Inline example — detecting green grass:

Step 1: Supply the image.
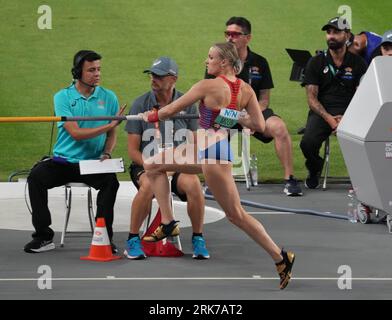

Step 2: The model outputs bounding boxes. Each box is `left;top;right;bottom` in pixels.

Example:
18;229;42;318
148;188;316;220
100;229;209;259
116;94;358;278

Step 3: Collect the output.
0;0;390;182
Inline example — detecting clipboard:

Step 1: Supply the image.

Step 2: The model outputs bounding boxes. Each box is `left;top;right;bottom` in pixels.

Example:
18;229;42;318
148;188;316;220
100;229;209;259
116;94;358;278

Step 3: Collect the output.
79;158;125;175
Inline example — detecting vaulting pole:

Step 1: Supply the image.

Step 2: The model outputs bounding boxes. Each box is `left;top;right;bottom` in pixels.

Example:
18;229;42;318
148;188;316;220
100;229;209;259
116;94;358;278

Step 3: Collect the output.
0;114;199;123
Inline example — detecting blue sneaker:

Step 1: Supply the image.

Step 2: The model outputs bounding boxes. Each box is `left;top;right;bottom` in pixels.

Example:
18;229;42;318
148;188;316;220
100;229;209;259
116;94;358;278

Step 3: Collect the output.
124;237;146;260
192;236;210;259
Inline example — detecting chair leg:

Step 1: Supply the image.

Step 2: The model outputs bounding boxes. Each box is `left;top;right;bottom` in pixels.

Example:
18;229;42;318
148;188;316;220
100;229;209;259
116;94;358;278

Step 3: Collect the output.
61;186;72;247
171;193;182;251
241;130;251;191
322;138;330;191
87;187;95;233
142;210;152;235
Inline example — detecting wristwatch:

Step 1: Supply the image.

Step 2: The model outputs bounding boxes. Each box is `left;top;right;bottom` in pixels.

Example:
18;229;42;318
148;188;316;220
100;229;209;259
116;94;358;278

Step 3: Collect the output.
102;152;112;159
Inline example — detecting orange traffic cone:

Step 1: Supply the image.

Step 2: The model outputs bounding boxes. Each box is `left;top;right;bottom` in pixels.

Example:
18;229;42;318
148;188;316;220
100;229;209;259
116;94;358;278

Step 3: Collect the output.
81;217;121;262
142;208;184;257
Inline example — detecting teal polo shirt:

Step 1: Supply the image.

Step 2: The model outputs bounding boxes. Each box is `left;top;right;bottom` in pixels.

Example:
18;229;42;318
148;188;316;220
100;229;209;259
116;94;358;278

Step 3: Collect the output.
53;84;119;163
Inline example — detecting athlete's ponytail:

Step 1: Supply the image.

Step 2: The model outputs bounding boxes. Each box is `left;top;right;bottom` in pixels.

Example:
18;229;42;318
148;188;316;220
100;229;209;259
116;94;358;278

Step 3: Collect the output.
233;58;243;75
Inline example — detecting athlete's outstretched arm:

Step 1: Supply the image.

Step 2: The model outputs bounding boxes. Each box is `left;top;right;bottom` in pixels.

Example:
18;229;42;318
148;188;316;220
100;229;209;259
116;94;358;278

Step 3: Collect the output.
156;80;207;120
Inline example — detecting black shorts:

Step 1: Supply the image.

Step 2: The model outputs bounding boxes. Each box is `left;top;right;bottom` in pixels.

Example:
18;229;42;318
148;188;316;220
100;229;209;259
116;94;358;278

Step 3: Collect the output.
129;163;187;202
253;108;280;144
232;108;278;143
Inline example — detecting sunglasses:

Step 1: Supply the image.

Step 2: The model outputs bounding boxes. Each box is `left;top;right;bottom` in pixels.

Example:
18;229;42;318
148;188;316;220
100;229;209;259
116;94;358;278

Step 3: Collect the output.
149;72;172;79
224;31;248;39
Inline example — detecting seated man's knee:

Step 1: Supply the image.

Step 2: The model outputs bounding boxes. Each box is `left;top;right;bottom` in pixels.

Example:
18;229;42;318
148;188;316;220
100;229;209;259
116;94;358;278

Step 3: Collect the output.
27;163;45;185
143;162;161;174
138;178;154;199
177;174;204;201
107;174;120;190
145;168;157;180
27;168;39;183
268;119;288;139
179;176;203;198
97;174;119;193
300;135;319;152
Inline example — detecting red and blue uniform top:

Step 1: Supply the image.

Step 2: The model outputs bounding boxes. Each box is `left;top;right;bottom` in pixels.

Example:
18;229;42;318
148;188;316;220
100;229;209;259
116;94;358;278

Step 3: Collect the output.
199;75;241;129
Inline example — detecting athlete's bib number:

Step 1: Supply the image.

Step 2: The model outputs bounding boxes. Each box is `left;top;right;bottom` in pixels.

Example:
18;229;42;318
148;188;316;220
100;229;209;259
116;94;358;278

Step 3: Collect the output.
214;108;239;128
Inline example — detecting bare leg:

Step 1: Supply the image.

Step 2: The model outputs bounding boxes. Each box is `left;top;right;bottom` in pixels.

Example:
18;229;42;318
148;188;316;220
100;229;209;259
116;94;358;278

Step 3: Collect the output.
176;173;205;233
130;174;153;234
263;116;294;179
144;145;202;225
145;169;173;224
144;135;294;288
202;163;282;262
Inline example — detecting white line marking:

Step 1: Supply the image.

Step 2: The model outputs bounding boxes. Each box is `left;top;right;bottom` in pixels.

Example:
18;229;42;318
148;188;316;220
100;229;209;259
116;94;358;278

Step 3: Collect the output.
0;277;391;282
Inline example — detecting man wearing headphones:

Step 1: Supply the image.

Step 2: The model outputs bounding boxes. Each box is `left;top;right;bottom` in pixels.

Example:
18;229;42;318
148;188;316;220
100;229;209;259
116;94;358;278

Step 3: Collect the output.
300;18;367;189
24;50;124;253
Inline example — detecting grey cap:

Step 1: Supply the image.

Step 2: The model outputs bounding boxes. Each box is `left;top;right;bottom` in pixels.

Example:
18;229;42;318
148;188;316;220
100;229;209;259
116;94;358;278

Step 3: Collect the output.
143;57;178;76
322;16;350;32
381;29;392;45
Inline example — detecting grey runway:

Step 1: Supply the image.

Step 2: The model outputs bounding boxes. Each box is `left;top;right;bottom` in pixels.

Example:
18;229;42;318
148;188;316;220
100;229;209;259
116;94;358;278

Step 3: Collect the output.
1;183;392;300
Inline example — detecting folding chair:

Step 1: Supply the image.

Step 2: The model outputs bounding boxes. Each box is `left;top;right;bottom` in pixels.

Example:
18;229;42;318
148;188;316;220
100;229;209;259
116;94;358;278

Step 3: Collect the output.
232;129;252;190
60;182;95;247
321;135;351;190
322;136;330;191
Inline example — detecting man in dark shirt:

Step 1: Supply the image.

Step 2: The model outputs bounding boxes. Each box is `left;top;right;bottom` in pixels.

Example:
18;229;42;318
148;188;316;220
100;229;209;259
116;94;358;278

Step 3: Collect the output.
223;16;302;196
301;17;368;189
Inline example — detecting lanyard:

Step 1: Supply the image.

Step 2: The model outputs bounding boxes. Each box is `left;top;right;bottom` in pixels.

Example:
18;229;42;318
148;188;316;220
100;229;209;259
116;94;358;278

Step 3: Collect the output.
324;50;341;77
328;63;337;77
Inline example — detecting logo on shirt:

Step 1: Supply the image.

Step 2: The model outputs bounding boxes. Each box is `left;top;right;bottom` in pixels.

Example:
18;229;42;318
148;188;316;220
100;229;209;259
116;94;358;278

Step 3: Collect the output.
249;66;262;82
97;100;105;109
341;67;353;80
323;66;329;74
250;66;260;74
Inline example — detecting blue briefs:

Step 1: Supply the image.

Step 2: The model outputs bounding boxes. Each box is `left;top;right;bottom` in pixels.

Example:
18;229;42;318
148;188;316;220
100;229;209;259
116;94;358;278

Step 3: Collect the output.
198;138;233;162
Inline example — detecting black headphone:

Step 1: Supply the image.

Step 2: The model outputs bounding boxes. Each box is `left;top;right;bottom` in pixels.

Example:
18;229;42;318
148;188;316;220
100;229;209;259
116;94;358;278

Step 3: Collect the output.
71;50;98;80
346;32;354;47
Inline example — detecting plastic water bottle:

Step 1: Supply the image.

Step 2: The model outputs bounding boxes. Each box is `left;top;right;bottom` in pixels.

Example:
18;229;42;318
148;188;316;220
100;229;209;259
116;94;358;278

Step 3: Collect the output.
250;154;258;186
347;189;359;223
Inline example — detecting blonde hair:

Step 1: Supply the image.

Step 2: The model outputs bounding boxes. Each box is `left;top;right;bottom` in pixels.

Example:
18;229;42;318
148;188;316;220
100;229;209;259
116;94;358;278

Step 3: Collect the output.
213;42;243;75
